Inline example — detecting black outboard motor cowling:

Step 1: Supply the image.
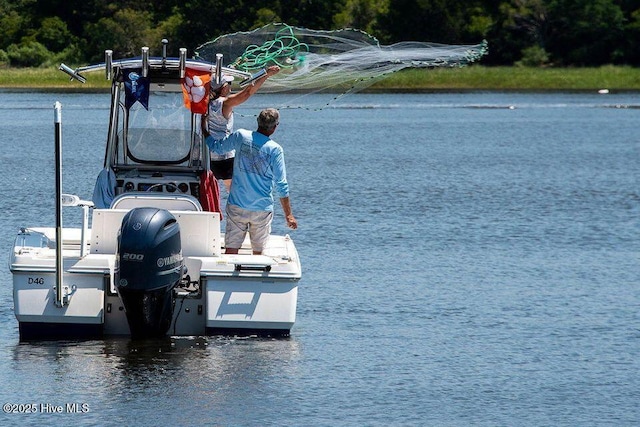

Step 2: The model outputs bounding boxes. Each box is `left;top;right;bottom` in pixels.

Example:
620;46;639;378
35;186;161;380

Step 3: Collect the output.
115;207;183;338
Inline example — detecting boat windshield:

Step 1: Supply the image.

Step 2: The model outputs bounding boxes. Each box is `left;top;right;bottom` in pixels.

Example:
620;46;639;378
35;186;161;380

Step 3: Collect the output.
115;92;198;166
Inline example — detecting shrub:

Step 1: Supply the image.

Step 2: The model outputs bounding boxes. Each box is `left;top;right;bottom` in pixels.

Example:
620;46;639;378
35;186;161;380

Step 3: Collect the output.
0;49;9;67
7;41;52;67
515;45;550;67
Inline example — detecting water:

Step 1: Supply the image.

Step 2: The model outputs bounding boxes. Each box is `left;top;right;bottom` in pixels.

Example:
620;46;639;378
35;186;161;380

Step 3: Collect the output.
0;91;639;426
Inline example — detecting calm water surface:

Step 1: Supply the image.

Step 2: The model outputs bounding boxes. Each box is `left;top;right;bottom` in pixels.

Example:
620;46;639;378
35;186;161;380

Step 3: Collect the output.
0;91;638;426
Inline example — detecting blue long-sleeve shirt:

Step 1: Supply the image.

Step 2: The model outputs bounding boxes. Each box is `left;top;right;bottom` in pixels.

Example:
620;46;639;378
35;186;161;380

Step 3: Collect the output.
205;129;289;212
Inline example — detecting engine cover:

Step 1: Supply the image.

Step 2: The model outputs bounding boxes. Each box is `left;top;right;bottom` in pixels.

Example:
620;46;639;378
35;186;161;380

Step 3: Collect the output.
115;207;183;338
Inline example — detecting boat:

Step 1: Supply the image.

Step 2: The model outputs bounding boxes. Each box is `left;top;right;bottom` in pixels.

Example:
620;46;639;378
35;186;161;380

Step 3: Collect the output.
10;40;301;340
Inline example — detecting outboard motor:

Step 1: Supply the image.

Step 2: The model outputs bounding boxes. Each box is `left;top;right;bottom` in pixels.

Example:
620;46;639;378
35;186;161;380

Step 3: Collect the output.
115;207;183;338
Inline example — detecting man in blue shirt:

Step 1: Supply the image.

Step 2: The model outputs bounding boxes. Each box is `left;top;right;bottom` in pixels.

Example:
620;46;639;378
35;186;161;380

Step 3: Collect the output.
203;108;297;254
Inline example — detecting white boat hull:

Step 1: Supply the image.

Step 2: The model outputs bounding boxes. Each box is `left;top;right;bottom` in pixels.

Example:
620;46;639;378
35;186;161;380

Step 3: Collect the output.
11;210;301;339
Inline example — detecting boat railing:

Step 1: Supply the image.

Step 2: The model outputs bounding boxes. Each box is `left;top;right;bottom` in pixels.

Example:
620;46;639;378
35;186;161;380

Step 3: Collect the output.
59;43;252;84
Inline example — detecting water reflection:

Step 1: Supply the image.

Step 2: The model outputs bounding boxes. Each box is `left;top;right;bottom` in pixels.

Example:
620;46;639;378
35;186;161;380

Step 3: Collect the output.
11;336;302;399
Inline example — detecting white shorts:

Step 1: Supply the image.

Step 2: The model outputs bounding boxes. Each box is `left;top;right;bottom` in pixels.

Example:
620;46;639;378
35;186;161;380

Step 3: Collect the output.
224;204;273;252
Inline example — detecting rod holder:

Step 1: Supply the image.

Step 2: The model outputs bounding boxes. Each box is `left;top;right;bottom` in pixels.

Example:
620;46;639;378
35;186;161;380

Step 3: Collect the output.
58;63;86;83
215;53;223;85
105;50;113;80
141;47;149;77
239;68;267;88
162;39;168;65
179;48;187;78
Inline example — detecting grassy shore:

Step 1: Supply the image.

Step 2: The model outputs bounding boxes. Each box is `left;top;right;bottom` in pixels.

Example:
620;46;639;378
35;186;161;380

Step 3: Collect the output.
1;65;639;91
373;65;640;91
0;67;111;90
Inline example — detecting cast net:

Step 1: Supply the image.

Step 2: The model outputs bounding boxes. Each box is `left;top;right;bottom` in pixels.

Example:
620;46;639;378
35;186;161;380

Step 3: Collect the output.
195;23;488;109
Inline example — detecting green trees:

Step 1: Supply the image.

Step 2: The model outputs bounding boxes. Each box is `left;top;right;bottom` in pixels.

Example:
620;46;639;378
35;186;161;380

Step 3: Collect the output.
546;0;625;65
85;9;159;61
332;0;386;35
0;0;184;65
0;0;639;67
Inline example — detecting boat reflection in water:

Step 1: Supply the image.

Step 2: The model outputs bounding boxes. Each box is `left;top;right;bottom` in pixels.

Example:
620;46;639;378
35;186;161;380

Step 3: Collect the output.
10;336;301;417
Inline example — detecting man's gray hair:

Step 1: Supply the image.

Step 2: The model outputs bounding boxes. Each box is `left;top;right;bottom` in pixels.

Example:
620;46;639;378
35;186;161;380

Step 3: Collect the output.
257;108;280;131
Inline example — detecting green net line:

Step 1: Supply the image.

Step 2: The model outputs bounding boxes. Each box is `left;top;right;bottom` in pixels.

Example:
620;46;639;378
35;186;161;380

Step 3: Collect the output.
230;25;309;70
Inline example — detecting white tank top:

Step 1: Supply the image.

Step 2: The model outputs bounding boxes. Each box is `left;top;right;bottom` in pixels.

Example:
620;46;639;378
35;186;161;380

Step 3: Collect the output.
207;98;235;160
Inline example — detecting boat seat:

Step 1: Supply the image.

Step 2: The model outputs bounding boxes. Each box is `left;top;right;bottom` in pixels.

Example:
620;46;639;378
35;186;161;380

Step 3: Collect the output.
109;193;202;211
90;209;221;256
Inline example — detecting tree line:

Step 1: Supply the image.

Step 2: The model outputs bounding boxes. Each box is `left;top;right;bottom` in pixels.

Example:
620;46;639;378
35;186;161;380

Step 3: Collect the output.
1;0;637;68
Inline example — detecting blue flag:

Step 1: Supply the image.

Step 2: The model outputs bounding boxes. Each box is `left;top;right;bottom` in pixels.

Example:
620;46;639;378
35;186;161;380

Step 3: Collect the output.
124;69;149;110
